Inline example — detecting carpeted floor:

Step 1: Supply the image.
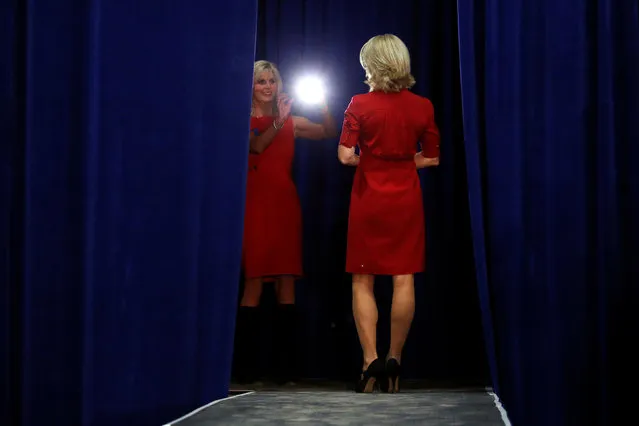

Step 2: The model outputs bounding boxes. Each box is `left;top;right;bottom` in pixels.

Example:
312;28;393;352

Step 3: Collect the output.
169;390;506;425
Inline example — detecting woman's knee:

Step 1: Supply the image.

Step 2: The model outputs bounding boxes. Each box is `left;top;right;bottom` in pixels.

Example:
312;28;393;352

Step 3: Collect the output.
241;278;263;307
392;274;414;288
276;276;295;304
352;274;374;292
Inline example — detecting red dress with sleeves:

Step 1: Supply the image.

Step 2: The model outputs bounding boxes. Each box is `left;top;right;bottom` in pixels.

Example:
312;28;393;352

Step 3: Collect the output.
339;89;440;275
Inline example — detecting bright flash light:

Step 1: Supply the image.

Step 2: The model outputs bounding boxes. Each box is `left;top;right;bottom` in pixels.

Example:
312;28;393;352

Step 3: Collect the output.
295;76;325;105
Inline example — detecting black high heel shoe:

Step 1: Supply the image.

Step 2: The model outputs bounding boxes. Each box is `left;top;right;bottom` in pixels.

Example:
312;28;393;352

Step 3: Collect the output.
355;358;384;393
382;358;402;393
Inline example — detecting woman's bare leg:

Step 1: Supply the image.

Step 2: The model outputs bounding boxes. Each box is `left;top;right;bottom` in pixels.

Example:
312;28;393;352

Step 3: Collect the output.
352;274;378;370
275;275;295;304
240;278;263;307
388;274;415;362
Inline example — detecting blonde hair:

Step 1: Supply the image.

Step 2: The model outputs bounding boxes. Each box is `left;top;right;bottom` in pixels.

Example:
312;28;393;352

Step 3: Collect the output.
252;60;283;115
359;34;415;93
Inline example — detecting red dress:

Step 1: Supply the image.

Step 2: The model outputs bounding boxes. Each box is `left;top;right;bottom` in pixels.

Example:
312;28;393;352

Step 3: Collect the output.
242;116;303;279
339;89;440;275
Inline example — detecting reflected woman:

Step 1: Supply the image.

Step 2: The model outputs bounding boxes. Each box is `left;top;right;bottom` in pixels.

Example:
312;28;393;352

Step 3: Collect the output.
338;35;440;393
235;60;337;385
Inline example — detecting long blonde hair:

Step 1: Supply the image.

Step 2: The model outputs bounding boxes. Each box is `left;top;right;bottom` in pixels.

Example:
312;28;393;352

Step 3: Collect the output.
359;34;415;93
252;60;283;116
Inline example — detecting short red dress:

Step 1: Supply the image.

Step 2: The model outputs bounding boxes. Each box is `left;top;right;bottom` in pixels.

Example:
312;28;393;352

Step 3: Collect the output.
339;89;440;275
242;116;303;279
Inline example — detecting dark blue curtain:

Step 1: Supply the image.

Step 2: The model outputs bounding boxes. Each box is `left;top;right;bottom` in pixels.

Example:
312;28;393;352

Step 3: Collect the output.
1;1;257;425
458;1;639;425
252;0;488;383
1;1;23;425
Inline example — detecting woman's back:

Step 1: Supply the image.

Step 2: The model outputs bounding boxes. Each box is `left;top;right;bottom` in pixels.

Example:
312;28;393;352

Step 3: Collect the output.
339;33;441;394
344;89;437;168
339;89;437;275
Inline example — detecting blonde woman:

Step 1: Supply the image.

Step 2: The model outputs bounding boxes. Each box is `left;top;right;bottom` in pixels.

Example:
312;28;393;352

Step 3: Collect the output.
338;35;440;393
235;60;337;385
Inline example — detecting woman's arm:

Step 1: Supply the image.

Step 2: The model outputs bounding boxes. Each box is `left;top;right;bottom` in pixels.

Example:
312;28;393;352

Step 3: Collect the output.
250;94;292;154
416;99;440;168
414;153;439;169
249;118;286;154
292;105;338;140
338;145;360;166
337;96;361;167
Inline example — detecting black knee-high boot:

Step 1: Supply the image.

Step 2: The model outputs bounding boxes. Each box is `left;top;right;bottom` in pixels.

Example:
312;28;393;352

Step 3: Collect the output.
233;306;261;384
274;303;298;384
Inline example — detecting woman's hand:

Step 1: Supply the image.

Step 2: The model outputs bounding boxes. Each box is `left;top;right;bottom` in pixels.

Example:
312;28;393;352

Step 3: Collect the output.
276;93;293;126
338;145;360;166
415;152;439;169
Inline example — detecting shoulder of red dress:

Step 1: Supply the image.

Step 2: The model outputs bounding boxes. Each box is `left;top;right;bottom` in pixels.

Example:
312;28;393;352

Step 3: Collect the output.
350;93;373;107
400;91;434;108
250;115;276;122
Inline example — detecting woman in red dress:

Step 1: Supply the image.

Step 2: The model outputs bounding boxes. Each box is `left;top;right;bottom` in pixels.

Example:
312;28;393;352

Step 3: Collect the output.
338;35;440;393
234;60;337;385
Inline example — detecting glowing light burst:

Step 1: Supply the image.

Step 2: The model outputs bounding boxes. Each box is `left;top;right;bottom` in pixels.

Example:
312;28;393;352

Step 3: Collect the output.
295;76;326;105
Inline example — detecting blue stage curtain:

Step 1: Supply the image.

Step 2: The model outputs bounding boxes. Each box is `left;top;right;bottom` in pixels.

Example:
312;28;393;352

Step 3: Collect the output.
252;0;488;383
0;1;257;425
458;0;639;425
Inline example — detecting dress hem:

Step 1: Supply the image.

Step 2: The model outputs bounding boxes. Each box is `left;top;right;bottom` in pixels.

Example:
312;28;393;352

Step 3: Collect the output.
345;267;425;275
243;272;304;280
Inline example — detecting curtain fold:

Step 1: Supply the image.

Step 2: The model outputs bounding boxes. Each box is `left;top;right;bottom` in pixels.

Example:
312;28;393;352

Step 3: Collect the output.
458;0;639;424
1;1;258;425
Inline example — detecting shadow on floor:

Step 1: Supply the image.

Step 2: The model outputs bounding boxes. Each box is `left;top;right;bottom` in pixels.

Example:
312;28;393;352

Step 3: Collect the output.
229;378;489;394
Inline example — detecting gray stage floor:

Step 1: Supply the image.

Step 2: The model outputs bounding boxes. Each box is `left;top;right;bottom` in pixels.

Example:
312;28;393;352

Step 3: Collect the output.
169;390;506;425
